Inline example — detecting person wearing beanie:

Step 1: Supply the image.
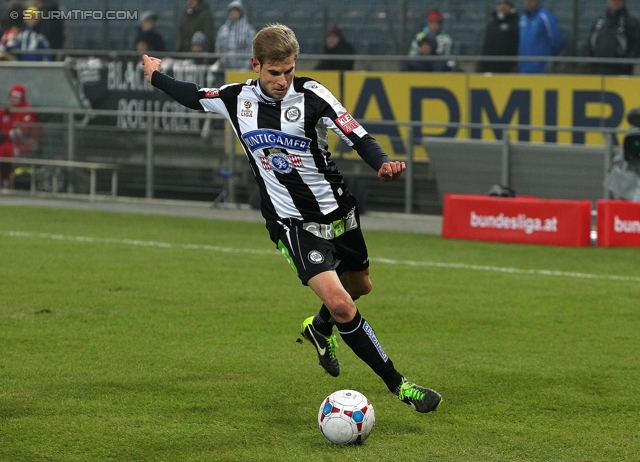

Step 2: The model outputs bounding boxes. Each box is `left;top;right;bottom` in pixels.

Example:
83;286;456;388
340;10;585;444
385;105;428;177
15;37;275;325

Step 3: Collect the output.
214;0;256;70
315;24;355;71
401;33;448;72
189;30;213;64
191;30;208;52
478;0;519;73
133;10;166;52
408;8;454;70
0;84;41;188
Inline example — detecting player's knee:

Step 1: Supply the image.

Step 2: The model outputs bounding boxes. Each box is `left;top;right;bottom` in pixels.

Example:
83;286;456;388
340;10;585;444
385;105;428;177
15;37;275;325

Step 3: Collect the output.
326;296;356;322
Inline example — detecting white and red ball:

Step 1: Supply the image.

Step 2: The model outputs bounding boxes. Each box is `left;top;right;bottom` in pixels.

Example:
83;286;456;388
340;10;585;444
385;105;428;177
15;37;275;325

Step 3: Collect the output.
318;389;375;445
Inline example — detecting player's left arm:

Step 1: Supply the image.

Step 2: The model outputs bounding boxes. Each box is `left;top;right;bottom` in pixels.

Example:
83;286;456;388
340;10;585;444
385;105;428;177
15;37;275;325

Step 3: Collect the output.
352;136;405;182
142;54;204;110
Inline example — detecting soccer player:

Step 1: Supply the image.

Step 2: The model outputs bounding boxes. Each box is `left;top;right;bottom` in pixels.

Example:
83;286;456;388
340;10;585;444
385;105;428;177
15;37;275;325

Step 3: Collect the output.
142;23;441;413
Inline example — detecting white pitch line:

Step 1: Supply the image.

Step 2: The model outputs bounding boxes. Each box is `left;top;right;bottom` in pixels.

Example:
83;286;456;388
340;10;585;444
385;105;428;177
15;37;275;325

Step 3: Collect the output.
1;230;277;255
372;258;640;282
3;230;640;283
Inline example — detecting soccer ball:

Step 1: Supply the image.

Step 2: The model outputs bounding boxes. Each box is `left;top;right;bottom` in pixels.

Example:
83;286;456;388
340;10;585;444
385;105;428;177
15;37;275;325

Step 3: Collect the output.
318;389;375;445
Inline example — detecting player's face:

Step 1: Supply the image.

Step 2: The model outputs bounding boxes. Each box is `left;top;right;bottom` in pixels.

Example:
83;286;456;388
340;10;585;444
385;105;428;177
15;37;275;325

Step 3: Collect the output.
252;55;296;100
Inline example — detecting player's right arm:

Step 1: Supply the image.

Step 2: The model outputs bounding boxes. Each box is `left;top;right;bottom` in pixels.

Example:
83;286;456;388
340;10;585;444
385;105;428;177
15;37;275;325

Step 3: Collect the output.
142;54;204;111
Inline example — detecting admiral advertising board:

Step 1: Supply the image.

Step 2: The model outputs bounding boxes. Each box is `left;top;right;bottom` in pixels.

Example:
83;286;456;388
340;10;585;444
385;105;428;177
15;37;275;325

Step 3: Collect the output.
68;60;640;159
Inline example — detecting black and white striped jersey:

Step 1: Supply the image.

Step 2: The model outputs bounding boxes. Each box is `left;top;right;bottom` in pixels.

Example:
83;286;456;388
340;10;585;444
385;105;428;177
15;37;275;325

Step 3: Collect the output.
151;73;389;223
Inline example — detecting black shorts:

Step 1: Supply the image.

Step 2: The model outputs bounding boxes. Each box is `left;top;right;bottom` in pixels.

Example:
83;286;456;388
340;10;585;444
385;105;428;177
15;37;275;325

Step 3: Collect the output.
266;208;370;285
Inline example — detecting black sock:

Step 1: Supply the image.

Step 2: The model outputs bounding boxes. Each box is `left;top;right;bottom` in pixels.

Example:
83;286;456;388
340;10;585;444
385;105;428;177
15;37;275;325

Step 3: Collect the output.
336;310;403;393
313;304;334;337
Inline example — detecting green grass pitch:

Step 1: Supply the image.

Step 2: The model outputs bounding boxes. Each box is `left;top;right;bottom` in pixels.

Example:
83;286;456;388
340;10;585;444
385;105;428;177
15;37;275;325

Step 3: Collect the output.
1;205;639;461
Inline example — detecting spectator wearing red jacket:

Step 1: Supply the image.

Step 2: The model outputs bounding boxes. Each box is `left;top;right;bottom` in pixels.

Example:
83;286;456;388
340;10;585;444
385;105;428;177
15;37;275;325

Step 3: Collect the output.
0;84;41;188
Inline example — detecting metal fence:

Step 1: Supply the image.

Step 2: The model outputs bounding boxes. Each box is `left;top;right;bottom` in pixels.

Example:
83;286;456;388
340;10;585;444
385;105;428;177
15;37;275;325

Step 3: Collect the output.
5;106;628;215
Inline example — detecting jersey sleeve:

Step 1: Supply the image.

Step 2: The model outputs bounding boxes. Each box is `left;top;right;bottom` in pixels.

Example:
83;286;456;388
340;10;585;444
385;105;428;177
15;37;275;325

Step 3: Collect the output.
151;71;230;115
304;80;389;171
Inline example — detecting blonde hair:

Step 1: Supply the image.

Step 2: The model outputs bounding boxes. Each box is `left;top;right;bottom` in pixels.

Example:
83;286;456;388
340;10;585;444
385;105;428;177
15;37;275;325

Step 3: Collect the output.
252;23;300;65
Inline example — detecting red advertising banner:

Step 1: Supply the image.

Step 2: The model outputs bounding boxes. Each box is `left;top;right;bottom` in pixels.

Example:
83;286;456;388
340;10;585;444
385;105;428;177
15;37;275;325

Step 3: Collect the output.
442;194;592;247
596;200;640;247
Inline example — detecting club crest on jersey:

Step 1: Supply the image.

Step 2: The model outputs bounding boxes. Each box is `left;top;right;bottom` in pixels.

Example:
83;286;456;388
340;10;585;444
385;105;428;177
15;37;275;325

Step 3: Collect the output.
259;151;303;172
267;153;293;173
241;99;254;118
308;250;324;264
284;106;301;122
336;112;361;134
241;129;311;153
204;88;220;98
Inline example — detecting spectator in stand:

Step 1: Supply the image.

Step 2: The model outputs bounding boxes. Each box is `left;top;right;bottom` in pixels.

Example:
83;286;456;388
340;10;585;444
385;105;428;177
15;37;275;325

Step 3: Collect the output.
315;24;355;71
214;1;255;71
177;0;214;53
409;9;455;71
13;6;52;61
31;0;66;50
478;0;519;73
409;9;452;56
190;30;213;65
586;0;640;75
401;34;447;72
133;11;166;53
0;84;41;189
135;35;151;53
0;2;23;59
191;31;207;53
518;0;564;74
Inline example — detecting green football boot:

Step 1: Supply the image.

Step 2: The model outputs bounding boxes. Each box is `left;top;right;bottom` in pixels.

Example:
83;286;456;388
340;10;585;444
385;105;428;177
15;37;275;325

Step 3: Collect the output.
396;378;442;413
300;316;340;377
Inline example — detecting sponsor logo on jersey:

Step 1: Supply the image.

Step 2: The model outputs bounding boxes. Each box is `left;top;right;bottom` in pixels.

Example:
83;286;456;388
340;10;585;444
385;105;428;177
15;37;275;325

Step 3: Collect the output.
284;106;301;122
241;129;311;153
335;112;361;134
203;88;220;98
308;250;324;264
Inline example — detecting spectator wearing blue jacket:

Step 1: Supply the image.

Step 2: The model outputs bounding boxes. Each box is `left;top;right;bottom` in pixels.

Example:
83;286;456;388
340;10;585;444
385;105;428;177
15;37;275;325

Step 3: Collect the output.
518;0;563;73
12;6;52;61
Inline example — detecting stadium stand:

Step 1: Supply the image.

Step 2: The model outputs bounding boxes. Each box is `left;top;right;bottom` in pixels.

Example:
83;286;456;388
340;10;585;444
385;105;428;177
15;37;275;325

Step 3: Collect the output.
56;0;610;62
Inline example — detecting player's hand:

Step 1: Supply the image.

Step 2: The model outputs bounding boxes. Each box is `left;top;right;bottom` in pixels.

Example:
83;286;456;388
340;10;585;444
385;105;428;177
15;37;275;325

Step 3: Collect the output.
142;54;162;83
377;161;405;182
